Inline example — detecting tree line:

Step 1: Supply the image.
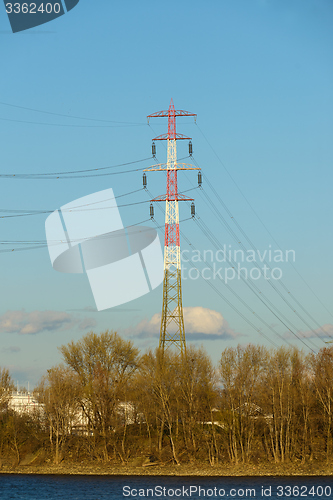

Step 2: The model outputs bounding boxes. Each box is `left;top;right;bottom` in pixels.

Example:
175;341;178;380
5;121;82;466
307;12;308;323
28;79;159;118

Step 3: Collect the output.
0;330;332;467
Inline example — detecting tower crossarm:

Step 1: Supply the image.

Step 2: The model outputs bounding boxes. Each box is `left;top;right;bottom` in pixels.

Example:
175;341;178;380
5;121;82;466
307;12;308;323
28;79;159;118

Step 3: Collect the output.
152;133;192;141
147;109;197;121
144;163;200;172
150;194;194;202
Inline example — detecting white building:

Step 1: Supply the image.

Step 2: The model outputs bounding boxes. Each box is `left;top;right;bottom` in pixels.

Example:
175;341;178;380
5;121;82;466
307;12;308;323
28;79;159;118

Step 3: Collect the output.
8;391;43;416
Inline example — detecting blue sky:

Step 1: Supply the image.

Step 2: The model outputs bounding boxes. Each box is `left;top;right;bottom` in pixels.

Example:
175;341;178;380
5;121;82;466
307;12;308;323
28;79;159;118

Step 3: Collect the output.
0;0;332;386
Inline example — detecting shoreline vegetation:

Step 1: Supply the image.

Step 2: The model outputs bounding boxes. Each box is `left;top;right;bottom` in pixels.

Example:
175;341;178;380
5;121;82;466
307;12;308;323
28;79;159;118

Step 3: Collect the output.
1;331;333;474
0;461;333;476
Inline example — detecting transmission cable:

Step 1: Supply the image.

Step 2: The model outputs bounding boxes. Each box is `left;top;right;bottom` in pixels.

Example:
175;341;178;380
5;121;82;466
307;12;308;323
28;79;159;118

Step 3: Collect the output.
0;100;146;125
191;157;331;343
0;186;197;219
0;217;153;253
146;126;320;349
152;214;280;350
195;191;324;346
193;214;319;351
203;172;333;336
146;187;295;351
0;164;151;180
0;157;152;178
0;117;145;128
195;123;333;323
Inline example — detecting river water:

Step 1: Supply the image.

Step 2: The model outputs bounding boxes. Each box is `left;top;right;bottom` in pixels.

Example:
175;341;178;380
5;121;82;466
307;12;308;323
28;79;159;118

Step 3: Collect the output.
0;475;332;500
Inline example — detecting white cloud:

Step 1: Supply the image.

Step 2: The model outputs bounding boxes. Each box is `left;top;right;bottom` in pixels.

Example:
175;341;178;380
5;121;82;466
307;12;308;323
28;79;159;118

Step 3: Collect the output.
289;323;333;341
78;317;97;330
0;310;92;335
126;306;241;341
184;307;224;334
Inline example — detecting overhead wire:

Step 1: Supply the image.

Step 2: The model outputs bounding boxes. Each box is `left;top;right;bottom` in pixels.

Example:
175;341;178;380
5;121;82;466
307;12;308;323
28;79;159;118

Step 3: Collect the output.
145;186;286;351
151;211;280;350
0;187;143;214
0;219;151;253
0;186;198;219
202;172;331;341
145;138;292;350
0;100;146;125
0;117;145;128
195;122;333;324
0;157;152;178
193;214;318;352
0;165;148;180
147;139;319;350
190;155;331;343
194;189;323;347
0;216;193;253
0;155;190;180
0;199;148;219
4;116;316;349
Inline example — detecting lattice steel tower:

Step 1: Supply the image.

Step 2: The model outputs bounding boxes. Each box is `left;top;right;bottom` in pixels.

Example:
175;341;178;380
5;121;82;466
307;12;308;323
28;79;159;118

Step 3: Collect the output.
144;99;199;356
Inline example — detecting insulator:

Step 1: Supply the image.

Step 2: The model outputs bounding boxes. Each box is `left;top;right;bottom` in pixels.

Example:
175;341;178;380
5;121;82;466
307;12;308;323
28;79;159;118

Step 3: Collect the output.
198;171;202;187
191;202;195;218
189;141;193;156
152;141;156;158
150;203;154;219
143;172;147;188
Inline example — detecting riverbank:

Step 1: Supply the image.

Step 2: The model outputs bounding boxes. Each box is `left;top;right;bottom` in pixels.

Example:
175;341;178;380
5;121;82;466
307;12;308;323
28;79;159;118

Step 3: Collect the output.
0;461;332;476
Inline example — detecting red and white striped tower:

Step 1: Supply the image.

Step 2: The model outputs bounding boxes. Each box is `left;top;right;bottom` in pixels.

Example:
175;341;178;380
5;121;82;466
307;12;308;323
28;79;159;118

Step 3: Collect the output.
145;99;198;355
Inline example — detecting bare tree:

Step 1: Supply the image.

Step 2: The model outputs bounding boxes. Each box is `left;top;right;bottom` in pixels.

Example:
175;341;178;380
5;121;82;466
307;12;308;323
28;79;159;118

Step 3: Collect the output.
178;345;218;463
0;368;14;411
309;346;333;460
59;330;139;461
36;365;81;464
139;348;181;464
220;344;268;463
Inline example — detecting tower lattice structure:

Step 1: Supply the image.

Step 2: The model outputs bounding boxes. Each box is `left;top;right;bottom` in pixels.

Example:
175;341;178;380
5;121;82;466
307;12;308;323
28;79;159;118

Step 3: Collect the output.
145;99;199;356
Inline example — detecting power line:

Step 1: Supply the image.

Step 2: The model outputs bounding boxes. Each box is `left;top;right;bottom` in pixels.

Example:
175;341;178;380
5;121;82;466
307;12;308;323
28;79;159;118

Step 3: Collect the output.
179;147;330;343
0;117;145;128
191;160;332;343
0;100;146;125
0;186;197;219
0;155;190;180
147;187;291;350
0;166;148;181
193;214;319;352
201;173;332;338
145;153;321;350
196;188;325;346
0;158;152;180
0;157;152;178
0;188;143;214
195;123;333;323
0;217;192;252
0;199;148;219
0;218;152;253
152;216;280;350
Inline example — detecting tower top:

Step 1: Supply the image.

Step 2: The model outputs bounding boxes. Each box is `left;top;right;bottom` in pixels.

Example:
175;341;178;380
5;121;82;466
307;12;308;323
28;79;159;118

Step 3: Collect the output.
147;99;196;141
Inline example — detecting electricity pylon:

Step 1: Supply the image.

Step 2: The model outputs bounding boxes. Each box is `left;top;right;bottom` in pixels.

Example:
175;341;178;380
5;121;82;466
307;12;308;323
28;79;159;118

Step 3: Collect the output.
144;99;199;356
